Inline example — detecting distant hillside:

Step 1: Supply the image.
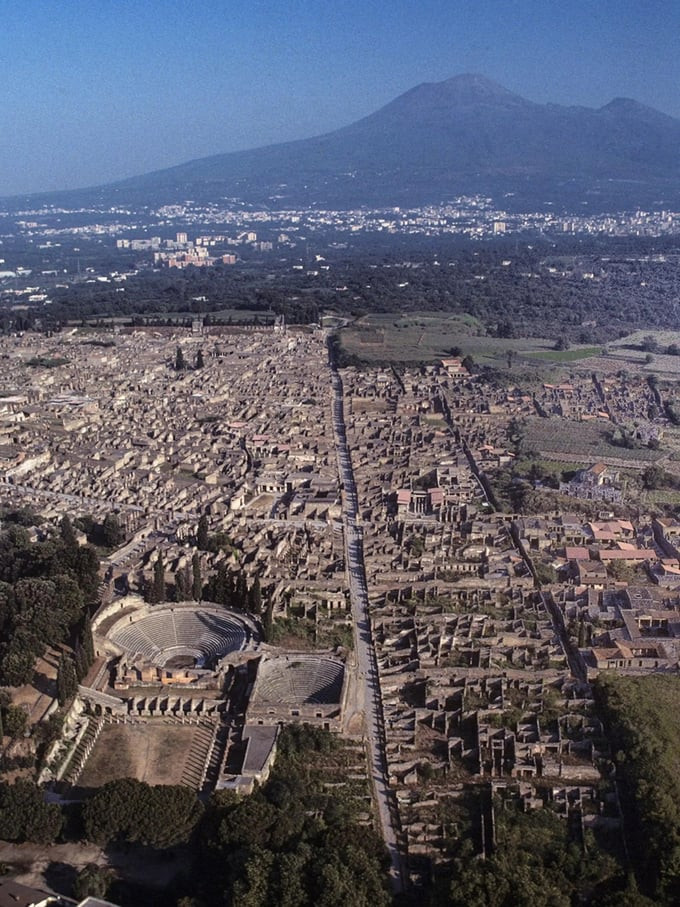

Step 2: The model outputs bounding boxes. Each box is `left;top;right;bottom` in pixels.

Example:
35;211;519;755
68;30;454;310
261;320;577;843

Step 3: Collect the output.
13;75;680;211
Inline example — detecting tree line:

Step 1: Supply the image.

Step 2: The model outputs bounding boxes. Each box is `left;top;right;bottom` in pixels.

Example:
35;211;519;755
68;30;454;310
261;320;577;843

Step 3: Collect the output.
0;726;390;907
0;515;99;688
594;673;680;904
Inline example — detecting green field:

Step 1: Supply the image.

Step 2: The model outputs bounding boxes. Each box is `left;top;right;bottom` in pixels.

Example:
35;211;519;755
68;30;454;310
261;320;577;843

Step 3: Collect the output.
525;346;602;362
521;416;664;463
338;313;596;368
337;317;680;381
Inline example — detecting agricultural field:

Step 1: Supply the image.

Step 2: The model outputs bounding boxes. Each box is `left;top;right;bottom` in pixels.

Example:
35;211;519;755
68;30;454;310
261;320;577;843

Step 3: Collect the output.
338;312;599;367
524;346;602;362
579;329;680;379
338;317;680;388
520;416;664;464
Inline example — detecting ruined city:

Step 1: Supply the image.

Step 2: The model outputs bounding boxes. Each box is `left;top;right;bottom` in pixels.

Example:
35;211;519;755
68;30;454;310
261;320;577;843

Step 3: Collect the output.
3;11;680;900
0;310;679;902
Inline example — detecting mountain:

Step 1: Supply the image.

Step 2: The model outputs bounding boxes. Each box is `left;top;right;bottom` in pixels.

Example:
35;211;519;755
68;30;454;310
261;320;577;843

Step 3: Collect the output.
20;75;680;211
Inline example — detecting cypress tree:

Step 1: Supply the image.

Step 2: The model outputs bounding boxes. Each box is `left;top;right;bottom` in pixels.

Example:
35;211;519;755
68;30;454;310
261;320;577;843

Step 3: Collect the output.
209;565;229;605
82;612;95;666
74;641;89;682
195;349;205;369
175;565;191;602
235;571;248;609
59;515;77;548
225;570;236;607
248;576;262;615
263;600;274;643
150;553;165;604
175;346;186;371
197;514;209;551
57;654;78;706
192;553;202;602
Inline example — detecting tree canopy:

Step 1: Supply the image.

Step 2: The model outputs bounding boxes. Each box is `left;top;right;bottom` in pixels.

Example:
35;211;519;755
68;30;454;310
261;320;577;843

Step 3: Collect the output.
595;673;680;903
83;778;203;849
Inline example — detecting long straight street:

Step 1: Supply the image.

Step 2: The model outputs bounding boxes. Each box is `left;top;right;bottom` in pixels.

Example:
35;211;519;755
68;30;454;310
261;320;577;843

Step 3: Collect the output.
329;359;406;894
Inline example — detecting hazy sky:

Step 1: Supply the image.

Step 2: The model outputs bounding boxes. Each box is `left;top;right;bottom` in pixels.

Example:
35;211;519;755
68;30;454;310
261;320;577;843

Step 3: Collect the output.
1;0;678;196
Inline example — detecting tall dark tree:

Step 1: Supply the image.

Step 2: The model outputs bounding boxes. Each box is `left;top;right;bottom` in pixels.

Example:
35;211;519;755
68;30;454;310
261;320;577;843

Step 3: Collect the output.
74;545;101;605
74;640;89;682
235;571;248;609
175;564;191;602
248;575;262;615
195;348;205;369
149;553;166;604
82;611;95;666
59;515;77;549
206;564;229;605
197;514;209;551
225;570;236;606
192;553;202;602
57;653;78;706
263;600;274;643
175;346;186;371
101;512;123;549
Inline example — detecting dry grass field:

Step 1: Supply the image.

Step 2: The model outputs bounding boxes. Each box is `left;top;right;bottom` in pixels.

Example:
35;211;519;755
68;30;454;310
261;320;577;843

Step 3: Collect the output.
77;723;197;788
521;416;664;464
339;312;600;368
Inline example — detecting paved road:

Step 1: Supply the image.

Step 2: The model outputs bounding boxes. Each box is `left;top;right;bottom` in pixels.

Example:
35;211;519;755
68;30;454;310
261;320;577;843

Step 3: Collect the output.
329;362;406;894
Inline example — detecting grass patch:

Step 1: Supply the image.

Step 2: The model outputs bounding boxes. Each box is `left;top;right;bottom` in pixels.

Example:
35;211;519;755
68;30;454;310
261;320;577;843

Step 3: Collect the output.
521;416;663;463
339;312;576;368
525;346;602;362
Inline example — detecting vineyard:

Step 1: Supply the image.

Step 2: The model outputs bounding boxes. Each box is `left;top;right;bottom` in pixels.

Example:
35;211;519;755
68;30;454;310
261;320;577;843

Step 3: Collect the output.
521;416;664;464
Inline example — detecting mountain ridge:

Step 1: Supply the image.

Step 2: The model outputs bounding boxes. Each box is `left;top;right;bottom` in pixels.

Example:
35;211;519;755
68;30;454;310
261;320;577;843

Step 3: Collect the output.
9;74;680;211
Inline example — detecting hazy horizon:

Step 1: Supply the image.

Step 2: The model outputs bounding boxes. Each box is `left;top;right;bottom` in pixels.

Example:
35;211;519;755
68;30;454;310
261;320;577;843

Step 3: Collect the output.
2;0;679;197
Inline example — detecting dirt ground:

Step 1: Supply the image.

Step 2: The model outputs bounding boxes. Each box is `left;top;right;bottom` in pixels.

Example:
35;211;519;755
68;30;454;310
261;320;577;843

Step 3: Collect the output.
0;839;193;895
9;647;60;724
77;723;197;787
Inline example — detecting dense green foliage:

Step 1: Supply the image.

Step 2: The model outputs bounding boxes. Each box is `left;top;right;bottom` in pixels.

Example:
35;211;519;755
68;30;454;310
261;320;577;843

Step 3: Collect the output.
437;802;627;906
74;511;124;549
595;673;680;903
0;779;62;843
0;522;100;686
73;863;114;901
194;725;390;907
7;235;680;345
83;778;203;848
40;726;391;904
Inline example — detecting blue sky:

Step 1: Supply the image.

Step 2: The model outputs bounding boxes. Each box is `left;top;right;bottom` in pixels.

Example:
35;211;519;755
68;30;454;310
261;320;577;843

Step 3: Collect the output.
1;0;678;195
